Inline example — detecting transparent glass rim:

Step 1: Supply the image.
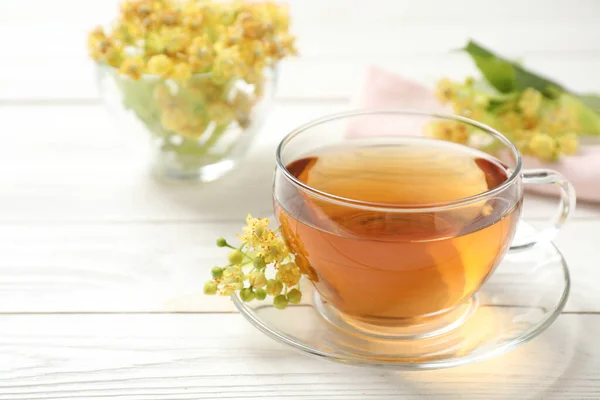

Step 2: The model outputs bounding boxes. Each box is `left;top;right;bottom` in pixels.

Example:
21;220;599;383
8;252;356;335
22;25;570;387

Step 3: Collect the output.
275;109;523;213
95;61;212;80
95;61;276;82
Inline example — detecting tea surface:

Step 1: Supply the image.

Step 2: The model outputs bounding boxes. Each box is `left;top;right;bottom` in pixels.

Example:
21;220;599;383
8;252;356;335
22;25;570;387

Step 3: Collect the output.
276;141;521;321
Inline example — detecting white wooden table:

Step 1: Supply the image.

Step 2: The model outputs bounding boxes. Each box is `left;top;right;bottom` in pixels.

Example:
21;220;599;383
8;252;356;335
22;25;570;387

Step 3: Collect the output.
1;0;600;398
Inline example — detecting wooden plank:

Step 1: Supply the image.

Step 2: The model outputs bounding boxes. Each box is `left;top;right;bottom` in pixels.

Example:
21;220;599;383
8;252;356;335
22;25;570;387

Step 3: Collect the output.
277;56;600;100
0;222;238;313
0;313;595;399
0;102;340;223
4;0;599;24
4;20;600;60
0;219;594;313
0;0;600;57
3;54;600;101
0;103;597;223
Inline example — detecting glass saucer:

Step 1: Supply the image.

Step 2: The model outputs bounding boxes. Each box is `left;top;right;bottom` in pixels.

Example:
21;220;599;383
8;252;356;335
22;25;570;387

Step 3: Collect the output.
232;222;570;370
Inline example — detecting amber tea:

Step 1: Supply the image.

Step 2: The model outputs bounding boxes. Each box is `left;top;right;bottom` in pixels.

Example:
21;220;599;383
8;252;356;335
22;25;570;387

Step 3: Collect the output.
275;140;521;322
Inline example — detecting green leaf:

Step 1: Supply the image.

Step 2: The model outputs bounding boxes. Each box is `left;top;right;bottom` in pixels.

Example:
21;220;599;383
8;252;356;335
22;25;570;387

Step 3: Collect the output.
462;40;565;98
558;94;600;136
578;94;600;113
513;65;564;98
468;79;519;112
462;41;516;93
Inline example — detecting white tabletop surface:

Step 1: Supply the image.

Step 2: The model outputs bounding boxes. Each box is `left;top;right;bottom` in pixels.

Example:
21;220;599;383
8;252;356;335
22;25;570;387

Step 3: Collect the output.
1;0;600;398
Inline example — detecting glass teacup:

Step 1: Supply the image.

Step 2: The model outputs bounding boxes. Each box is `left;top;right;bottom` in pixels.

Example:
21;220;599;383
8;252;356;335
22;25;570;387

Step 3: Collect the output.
273;110;575;332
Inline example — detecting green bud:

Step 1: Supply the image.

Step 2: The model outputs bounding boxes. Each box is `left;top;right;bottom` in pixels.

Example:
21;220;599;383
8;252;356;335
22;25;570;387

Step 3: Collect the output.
211;266;223;279
253;256;266;270
203;280;218;295
273;294;289;310
216;237;228;247
287;288;302;304
266;279;283;296
255;288;267;300
228;250;244;265
240;287;256;302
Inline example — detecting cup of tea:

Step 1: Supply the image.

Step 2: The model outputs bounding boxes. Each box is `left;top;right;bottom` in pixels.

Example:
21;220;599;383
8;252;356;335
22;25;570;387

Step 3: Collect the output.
273;110;575;330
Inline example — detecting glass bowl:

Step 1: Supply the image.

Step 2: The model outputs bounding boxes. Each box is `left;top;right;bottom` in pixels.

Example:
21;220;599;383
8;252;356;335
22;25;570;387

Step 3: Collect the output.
96;63;276;182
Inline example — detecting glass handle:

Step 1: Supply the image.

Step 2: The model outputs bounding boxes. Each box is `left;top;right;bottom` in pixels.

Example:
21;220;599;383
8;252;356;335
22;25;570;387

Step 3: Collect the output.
510;169;576;250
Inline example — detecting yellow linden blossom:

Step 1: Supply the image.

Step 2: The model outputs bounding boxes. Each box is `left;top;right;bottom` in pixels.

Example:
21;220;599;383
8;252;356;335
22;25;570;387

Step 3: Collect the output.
160;107;187;132
429;76;583;161
452;98;483;119
499;111;524;132
435;78;457;103
529;133;558;161
183;11;204;31
259;236;289;264
187;37;215;73
87;26;110;59
557;133;578;155
187;35;212;57
211;46;243;84
220;25;243;46
176;113;208;138
263;2;291;30
167;33;189;55
88;0;296;80
519;88;543;118
427;120;469;144
145;31;168;55
205;214;306;309
266;33;297;59
237;11;267;40
222;265;244;283
103;46;124;68
238;40;266;72
89;25;106;41
207;101;236;125
276;262;301;287
220;282;243;296
147;54;174;77
119;56;145;79
89;0;296;145
540;106;579;135
238;214;271;247
113;21;141;45
237;214;289;264
248;270;267;288
186;79;222;101
171;63;192;83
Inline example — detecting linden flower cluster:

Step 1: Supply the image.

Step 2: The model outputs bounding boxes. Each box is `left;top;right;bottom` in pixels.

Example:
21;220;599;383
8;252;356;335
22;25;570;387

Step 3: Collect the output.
429;77;580;162
87;0;296;147
88;0;296;83
204;215;303;310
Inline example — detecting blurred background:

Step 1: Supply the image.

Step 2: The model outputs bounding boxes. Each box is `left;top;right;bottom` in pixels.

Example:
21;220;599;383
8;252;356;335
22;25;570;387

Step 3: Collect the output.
3;0;600;100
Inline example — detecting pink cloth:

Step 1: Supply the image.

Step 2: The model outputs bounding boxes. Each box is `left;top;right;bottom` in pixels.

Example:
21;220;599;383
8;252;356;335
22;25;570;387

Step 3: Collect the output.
347;66;600;203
